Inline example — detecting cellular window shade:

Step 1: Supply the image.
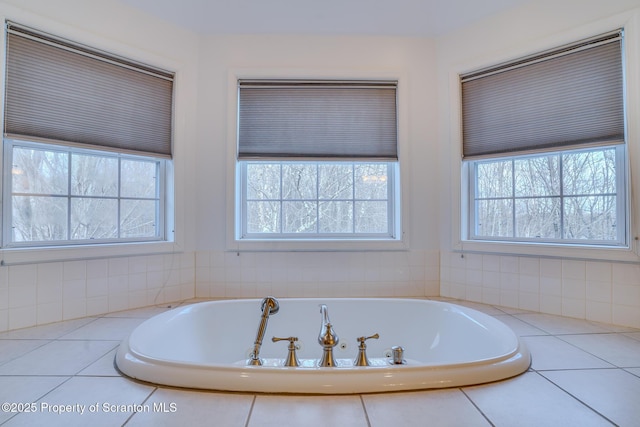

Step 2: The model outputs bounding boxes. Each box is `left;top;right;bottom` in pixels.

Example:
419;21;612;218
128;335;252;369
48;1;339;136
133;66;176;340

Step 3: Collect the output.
461;31;624;159
238;81;398;160
4;23;174;157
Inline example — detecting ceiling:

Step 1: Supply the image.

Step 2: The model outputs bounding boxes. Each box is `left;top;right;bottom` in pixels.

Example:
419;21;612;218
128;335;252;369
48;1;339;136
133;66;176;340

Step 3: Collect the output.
117;0;532;37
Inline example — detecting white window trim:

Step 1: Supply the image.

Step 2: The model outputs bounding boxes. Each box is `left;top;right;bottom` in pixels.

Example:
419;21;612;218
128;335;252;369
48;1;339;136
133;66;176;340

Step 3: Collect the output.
226;69;410;252
0;13;186;266
448;14;640;263
3;139;167;247
466;146;627;247
238;161;398;240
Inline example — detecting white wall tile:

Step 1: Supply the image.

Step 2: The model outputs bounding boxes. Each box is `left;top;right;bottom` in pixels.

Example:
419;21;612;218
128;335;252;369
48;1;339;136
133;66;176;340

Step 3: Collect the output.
519;258;539;276
562;260;586;280
482;254;501;272
540;259;561;278
586;280;611;303
612;263;640;285
500;256;519;274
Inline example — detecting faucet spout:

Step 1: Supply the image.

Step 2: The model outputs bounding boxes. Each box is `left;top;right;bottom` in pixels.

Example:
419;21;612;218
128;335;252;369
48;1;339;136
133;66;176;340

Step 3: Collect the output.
318;304;339;367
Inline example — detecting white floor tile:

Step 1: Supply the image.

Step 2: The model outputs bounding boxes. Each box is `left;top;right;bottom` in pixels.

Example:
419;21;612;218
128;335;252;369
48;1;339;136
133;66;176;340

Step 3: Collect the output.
541;369;640;427
126;389;253;427
514;313;613;335
364;389;490;427
103;305;173;319
3;376;154;427
77;349;120;376
463;372;612;427
248;395;368;427
492;314;548;336
522;336;614;370
0;339;50;365
0;340;118;375
60;317;145;341
625;367;640;378
559;333;640;367
0;376;69;424
0;317;96;340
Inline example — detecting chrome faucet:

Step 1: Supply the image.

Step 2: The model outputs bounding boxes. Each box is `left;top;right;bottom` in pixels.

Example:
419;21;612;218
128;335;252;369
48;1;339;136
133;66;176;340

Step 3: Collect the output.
247;296;279;366
318;304;339;367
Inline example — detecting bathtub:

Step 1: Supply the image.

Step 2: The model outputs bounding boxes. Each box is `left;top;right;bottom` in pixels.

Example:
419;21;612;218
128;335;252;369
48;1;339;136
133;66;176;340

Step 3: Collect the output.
116;298;530;394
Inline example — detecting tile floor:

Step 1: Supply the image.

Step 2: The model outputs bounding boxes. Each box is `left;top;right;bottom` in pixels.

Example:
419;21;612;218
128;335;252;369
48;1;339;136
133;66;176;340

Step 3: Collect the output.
1;298;640;426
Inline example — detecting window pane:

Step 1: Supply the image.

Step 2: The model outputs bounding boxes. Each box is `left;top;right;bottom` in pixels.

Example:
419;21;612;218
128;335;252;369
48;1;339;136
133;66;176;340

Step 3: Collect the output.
515;197;561;238
247;163;280;200
12;195;67;241
247;201;280;233
283;201;317;233
319;201;353;233
477;160;512;198
6;140;165;246
12;147;68;194
514;155;560;197
71;153;118;197
564;195;617;240
355;164;388;199
319;164;352;199
242;161;393;238
563;149;616;195
71;198;118;239
355;201;387;233
476;199;513;237
121;159;157;198
282;164;316;200
121;200;157;238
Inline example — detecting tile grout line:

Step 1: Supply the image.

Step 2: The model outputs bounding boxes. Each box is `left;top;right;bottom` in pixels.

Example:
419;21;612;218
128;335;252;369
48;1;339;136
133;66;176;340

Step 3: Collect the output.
244;395;257;427
534;371;618;426
359;395;372;427
460;387;496;427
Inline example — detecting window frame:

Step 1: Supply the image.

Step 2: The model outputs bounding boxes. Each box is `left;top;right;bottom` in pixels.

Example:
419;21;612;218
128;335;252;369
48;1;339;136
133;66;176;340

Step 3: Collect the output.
0;18;183;266
448;19;640;262
466;145;627;247
227;70;409;252
238;160;398;240
2;138;167;248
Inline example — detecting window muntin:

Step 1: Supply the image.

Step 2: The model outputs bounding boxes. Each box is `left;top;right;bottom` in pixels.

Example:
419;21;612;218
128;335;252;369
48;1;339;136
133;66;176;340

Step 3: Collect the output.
4;140;165;247
240;161;396;239
469;146;625;245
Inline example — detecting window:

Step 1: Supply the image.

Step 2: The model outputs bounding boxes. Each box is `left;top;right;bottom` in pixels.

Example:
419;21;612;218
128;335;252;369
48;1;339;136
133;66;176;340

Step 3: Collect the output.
2;22;173;248
5;140;164;246
241;161;395;238
471;146;624;244
236;80;399;241
461;30;627;247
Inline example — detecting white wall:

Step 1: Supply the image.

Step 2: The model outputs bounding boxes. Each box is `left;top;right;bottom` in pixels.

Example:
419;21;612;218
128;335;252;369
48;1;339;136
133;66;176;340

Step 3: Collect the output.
437;0;640;328
193;34;441;299
3;0;639;332
0;0;199;331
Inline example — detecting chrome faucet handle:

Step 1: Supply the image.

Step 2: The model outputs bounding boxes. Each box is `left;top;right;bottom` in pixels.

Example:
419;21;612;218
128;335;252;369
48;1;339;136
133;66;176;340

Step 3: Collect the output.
354;333;379;367
357;333;379;344
272;336;300;367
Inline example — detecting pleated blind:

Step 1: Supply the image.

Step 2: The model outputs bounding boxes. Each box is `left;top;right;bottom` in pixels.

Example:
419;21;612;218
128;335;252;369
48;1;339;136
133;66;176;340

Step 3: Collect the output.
4;22;174;157
461;30;624;159
238;80;398;160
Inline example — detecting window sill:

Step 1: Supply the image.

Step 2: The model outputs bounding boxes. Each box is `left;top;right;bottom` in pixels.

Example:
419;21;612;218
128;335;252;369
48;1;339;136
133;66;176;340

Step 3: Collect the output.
455;239;640;263
0;241;182;266
230;238;408;253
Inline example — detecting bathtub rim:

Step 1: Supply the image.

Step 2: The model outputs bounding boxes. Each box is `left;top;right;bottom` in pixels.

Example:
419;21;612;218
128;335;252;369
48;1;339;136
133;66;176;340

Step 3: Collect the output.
115;298;531;394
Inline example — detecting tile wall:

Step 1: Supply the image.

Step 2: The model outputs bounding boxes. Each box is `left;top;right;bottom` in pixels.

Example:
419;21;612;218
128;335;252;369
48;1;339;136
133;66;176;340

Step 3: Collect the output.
194;250;440;300
0;252;195;332
440;251;640;328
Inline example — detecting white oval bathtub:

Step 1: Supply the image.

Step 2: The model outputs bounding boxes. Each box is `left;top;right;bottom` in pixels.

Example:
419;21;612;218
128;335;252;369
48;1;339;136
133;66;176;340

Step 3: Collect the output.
116;298;530;394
